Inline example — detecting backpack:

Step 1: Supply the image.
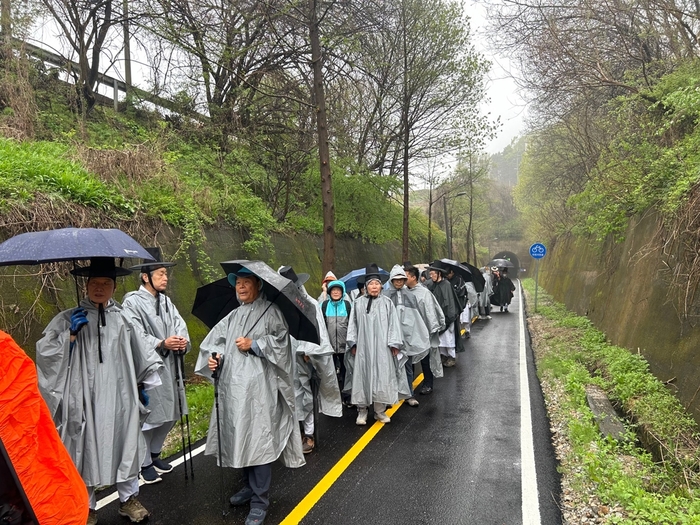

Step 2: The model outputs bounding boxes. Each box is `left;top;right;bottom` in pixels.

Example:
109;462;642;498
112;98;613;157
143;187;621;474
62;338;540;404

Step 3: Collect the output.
321;300;352;322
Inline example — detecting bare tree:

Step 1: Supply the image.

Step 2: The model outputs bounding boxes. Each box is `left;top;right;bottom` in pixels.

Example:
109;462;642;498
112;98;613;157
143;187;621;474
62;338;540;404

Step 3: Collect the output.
347;0;491;260
39;0;126;112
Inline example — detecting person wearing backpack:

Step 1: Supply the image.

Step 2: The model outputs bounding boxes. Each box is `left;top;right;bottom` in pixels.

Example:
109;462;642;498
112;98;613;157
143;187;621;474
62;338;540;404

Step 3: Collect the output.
322;280;352;405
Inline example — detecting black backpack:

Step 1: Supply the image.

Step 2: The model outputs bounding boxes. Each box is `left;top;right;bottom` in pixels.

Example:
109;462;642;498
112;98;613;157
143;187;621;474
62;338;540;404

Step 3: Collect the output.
321;300;352;322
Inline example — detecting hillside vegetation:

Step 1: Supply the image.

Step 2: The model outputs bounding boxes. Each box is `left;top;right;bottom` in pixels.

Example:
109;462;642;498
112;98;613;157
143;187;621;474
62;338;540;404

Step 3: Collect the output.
0;70;436;260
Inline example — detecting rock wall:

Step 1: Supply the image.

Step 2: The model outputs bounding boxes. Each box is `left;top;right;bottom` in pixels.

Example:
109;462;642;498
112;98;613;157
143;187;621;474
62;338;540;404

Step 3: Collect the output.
0;228;417;361
537;211;700;423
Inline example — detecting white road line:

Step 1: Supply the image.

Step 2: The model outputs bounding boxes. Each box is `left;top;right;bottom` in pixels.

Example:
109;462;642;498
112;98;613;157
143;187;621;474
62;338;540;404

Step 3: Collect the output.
96;442;207;510
519;281;541;524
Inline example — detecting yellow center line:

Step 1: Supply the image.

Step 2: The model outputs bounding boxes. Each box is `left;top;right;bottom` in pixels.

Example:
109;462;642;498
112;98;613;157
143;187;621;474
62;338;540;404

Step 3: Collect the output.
279;372;425;525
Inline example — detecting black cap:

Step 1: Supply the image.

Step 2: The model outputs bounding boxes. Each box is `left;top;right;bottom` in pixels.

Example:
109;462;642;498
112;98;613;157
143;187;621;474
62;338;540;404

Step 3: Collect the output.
70;257;132;279
427;260;448;275
129;247;176;273
364;263;388;284
278;265;310;287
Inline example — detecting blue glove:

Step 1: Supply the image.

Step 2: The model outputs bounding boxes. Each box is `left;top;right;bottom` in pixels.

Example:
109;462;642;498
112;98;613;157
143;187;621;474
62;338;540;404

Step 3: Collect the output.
69;308;88;336
138;384;149;406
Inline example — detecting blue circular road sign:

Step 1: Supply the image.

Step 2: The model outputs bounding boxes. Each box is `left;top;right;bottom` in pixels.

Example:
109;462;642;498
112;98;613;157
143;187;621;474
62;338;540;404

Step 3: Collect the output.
530;243;546;259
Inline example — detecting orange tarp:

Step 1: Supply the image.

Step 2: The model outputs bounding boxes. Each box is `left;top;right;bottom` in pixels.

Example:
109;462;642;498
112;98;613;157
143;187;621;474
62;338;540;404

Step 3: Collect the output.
0;330;88;525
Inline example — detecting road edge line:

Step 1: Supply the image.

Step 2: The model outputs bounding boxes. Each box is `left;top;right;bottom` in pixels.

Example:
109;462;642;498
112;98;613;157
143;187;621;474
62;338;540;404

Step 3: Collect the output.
519;280;542;524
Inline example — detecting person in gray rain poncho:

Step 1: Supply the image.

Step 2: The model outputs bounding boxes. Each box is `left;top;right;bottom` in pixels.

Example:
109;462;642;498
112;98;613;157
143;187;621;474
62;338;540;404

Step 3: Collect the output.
383;264;431;408
479;267;493;319
403;264;445;395
195;266;303;525
279;266;341;455
427;260;461;368
36;257;163;525
460;280;479;338
122;247;190;484
346;263;408;426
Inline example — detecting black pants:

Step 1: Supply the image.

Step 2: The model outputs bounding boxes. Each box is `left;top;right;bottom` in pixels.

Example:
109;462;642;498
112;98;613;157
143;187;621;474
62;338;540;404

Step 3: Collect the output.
420;352;434;388
243;463;272;510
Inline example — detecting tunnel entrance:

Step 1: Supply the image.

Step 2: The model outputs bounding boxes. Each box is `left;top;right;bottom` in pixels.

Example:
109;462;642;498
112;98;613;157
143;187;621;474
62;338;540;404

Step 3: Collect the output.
490;250;521;278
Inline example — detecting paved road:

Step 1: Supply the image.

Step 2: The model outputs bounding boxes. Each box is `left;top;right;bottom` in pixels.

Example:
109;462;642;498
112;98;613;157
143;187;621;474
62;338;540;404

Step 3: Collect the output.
95;283;562;524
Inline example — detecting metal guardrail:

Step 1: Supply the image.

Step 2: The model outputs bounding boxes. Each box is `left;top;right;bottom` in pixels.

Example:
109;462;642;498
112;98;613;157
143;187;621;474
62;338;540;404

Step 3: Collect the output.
8;35;206;120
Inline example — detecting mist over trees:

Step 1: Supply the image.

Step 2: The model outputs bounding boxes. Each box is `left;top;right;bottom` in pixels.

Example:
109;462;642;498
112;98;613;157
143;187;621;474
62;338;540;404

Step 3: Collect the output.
485;0;700;246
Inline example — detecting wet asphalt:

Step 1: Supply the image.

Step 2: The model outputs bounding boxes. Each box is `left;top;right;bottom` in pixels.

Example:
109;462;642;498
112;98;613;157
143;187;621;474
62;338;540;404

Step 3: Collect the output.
95;284;562;525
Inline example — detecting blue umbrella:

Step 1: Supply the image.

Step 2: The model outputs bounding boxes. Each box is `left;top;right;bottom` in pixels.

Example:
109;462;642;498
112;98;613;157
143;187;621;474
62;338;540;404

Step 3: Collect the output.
339;266;389;291
0;227;154;303
0;227;154;266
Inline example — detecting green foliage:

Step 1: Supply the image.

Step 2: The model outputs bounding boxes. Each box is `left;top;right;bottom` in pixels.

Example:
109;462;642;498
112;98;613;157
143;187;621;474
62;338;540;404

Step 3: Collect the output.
286;160;426;246
518;60;700;243
0;138;135;215
523;278;700;522
162;380;214;458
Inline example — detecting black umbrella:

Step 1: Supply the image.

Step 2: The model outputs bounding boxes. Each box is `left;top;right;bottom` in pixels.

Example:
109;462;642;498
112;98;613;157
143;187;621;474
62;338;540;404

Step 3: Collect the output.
191;277;240;330
439;258;473;283
192;260;320;344
0;227;154;303
0;227;154;265
488;258;515;269
460;261;486;293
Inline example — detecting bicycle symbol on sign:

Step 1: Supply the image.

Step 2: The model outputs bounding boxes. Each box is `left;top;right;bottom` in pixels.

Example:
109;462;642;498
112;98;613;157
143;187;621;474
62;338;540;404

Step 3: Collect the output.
529;243;547;259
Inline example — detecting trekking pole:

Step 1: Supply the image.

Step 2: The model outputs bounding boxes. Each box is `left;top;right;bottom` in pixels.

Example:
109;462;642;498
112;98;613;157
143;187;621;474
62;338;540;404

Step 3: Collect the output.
173;353;189;481
311;363;320;451
211;352;227;518
179;352;195;479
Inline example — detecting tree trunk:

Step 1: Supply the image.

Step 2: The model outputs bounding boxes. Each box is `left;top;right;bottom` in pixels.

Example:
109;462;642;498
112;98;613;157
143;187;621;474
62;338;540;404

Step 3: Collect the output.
123;0;131;107
1;0;10;62
309;0;335;273
427;187;433;262
466;157;474;263
400;9;410;261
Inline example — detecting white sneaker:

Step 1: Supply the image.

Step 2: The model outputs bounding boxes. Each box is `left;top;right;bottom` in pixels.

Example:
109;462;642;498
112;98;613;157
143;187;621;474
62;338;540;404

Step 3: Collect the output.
406;397;419;407
486;315;492;319
356;408;368;426
374;411;390;424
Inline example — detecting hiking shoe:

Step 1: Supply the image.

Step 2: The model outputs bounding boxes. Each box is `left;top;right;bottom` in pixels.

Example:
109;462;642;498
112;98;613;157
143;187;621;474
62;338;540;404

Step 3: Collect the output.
302;435;315;454
86;509;98;525
229;487;254;506
118;496;149;523
419;385;433;395
406;397;419;407
245;508;267;525
356;408;368;426
151;456;173;475
139;464;162;484
444;357;456;368
374;411;390;424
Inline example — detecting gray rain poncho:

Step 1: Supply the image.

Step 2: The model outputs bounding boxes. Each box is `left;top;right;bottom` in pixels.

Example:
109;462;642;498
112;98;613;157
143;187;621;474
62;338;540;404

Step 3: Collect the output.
36;298;163;487
479;271;493;312
407;283;446;379
122;286;191;427
292;287;342;420
383;267;431;364
345;293;409;406
195;295;305;469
